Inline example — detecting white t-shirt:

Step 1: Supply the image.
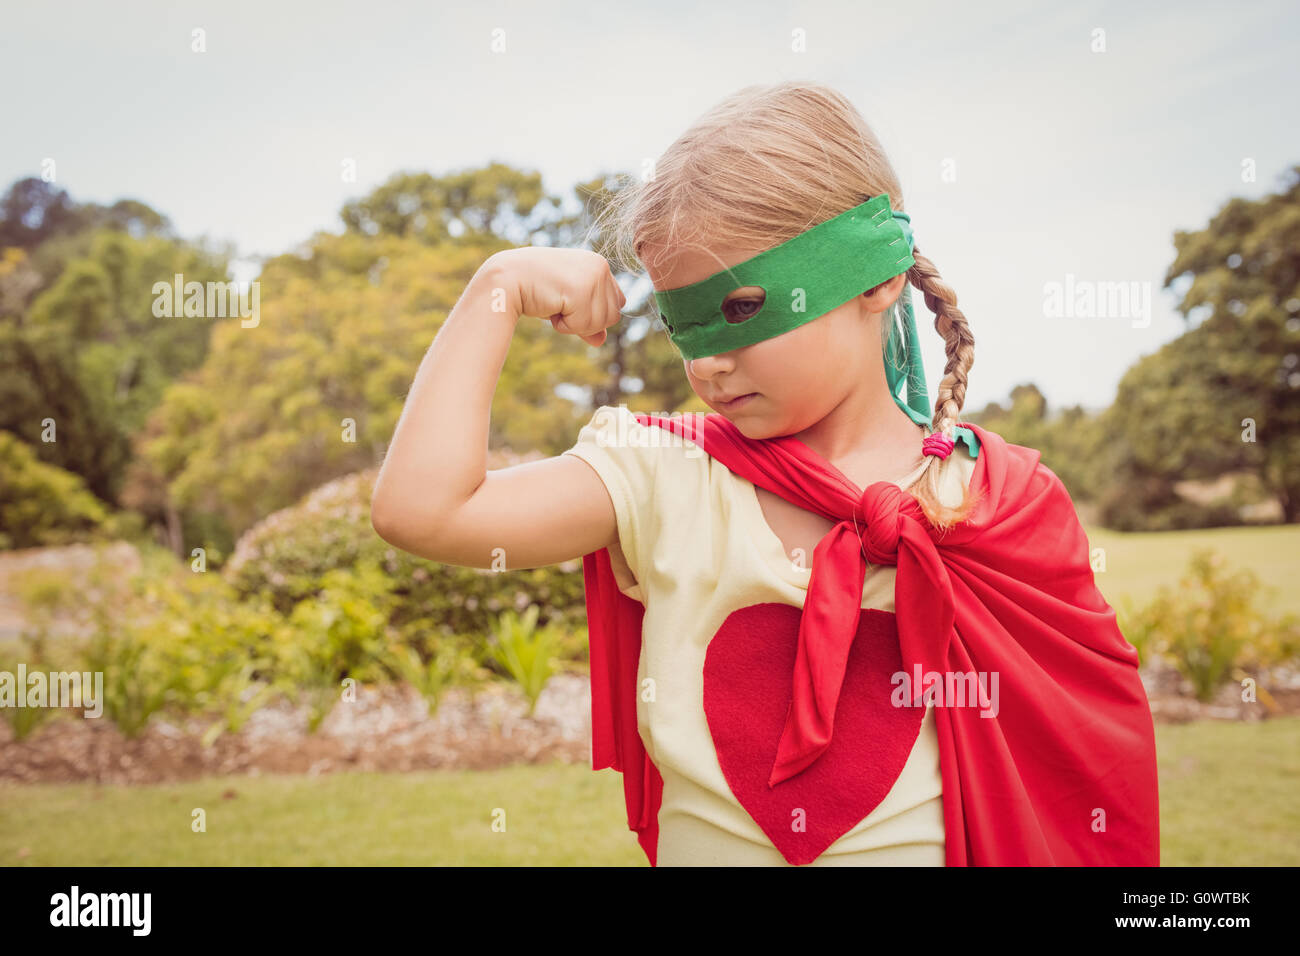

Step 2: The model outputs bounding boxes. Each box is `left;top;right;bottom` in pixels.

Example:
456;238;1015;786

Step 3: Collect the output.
562;404;979;866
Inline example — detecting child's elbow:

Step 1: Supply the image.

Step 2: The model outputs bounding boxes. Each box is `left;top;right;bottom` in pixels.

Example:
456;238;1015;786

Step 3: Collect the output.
371;498;452;562
370;497;411;549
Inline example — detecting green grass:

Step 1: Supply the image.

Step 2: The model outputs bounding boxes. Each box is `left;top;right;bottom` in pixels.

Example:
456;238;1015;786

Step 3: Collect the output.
2;717;1297;866
1154;716;1300;865
1083;523;1300;618
0;763;647;866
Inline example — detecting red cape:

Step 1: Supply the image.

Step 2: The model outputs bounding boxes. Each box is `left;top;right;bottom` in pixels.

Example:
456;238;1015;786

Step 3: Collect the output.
579;414;1159;866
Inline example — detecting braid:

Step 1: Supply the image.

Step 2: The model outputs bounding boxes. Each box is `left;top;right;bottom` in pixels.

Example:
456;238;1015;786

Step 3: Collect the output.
900;246;981;531
910;246;974;436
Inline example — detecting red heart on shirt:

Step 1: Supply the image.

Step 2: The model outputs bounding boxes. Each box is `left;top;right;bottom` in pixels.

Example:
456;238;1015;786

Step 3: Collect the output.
702;602;926;865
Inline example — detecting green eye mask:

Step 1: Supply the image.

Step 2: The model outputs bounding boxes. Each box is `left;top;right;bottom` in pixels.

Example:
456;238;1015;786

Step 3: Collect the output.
653;192;978;456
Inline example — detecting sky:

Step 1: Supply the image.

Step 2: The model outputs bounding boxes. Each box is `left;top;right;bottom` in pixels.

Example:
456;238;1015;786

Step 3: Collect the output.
3;0;1298;414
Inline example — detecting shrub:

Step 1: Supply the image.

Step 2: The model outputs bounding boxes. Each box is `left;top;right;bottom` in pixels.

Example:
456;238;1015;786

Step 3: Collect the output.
1121;548;1289;701
0;430;111;549
222;468;590;652
6;467;600;739
275;563;397;732
0;644;62;740
80;627;177;738
485;605;564;717
383;632;489;716
12;543;287;739
552;622;590;673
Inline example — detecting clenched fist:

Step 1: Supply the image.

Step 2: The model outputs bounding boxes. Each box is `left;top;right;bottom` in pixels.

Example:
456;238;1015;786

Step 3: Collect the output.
486;247;627;347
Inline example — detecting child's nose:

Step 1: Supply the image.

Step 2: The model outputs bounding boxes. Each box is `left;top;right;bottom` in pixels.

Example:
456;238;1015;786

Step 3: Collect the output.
687;352;737;379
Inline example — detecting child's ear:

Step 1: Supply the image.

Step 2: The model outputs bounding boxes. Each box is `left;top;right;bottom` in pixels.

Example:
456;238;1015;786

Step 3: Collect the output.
860;273;907;312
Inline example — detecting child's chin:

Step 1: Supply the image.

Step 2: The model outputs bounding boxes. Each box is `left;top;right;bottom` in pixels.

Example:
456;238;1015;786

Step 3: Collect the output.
732;417;784;441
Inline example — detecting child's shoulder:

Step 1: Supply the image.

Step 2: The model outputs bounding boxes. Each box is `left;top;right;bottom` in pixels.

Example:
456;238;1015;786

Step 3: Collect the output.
561;405;714;516
567;404;710;467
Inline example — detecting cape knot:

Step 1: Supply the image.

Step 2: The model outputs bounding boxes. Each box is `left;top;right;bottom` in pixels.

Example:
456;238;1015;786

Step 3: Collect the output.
852;481;919;565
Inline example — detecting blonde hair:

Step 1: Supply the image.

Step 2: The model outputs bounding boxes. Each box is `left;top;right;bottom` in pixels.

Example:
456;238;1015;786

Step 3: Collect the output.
593;80;979;531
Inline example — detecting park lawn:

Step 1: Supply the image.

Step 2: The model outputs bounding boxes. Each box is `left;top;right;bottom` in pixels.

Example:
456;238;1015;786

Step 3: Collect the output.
0;760;647;866
2;716;1297;866
1155;715;1300;865
1083;522;1300;618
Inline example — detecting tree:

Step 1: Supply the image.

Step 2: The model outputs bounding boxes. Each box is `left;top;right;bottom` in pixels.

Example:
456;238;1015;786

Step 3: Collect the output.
339;164;553;244
0;178;81;251
1109;164;1300;522
0;429;111;549
136;231;610;544
0;177;174;311
565;173;698;414
1;229;229;503
962;385;1110;506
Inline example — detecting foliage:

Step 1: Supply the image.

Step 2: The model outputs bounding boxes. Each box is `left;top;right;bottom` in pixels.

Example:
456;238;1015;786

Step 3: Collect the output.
0;167;696;558
1117;547;1300;701
1114;164;1300;523
6;545;306;739
3;517;588;740
0;430;111;548
962;385;1114;507
221;468;591;648
382;630;490;717
136;229;607;540
0;177;172;257
278;564;396;732
79;627;177;739
339;165;550;244
0;635;61;740
964;168;1300;531
1;227;230;504
484;605;564;717
551;621;590;672
0;681;57;739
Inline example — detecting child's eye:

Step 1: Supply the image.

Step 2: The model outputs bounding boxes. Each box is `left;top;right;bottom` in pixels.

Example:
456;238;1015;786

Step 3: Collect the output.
722;293;765;324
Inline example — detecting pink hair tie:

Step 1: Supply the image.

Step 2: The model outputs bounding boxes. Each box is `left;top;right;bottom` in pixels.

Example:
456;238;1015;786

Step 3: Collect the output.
922;431;955;460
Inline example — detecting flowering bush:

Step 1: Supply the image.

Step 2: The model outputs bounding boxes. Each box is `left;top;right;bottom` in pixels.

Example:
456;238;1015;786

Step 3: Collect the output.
1119;548;1300;700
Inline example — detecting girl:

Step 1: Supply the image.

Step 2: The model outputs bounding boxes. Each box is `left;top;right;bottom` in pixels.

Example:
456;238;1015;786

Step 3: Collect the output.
371;81;1160;867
